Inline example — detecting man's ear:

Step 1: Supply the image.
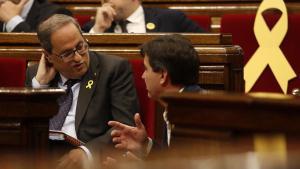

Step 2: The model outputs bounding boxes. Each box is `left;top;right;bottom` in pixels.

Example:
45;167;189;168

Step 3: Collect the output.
43;50;53;63
160;70;168;85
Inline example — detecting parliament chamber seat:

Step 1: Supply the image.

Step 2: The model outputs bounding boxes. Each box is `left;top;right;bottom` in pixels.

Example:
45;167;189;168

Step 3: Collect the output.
221;14;300;94
74;14;93;27
0;57;26;87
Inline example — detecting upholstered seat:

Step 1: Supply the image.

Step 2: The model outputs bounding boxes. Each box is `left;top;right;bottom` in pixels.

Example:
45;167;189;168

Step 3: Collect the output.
0;57;26;87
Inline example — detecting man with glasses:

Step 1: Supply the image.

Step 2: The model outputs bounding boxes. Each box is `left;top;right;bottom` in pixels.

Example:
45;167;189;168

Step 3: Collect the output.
25;14;138;168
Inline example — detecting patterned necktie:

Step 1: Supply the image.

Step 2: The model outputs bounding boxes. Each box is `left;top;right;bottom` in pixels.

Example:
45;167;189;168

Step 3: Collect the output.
49;79;79;130
119;20;129;33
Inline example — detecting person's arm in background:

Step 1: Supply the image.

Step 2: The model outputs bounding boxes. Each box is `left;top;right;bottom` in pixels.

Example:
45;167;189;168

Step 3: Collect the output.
84;3;116;33
0;0;72;32
0;0;27;32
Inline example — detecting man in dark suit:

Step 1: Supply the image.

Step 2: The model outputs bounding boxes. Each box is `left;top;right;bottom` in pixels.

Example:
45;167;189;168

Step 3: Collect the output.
0;0;72;32
107;34;202;162
82;0;204;33
25;14;138;168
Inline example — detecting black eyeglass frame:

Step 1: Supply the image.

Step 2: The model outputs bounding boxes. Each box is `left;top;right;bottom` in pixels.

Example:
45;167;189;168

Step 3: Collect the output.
51;40;89;61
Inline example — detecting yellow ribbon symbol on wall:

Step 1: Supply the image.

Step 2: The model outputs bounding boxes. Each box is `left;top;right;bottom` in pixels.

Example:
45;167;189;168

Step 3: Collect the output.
244;0;296;94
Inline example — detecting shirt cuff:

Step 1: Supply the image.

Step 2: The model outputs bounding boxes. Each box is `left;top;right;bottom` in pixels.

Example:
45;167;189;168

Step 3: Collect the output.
79;145;94;162
5;15;24;32
89;27;96;33
32;77;49;88
145;137;153;156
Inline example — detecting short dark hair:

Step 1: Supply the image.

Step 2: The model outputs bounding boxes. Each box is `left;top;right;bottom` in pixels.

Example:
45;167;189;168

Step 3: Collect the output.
140;34;199;85
37;14;83;53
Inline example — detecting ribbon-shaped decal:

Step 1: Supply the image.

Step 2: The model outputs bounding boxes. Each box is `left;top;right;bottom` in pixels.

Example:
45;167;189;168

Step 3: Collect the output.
244;0;296;94
86;80;94;89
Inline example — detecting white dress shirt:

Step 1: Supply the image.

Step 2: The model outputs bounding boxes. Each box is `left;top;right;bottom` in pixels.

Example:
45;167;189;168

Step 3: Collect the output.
90;5;146;33
4;0;33;32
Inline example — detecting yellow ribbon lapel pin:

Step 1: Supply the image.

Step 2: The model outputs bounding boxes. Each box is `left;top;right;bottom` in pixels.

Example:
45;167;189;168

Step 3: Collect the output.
86;80;94;89
146;22;156;30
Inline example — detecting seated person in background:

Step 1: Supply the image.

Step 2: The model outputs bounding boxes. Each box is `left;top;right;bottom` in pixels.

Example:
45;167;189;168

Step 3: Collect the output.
25;14;138;168
83;0;204;33
0;0;72;32
108;34;202;162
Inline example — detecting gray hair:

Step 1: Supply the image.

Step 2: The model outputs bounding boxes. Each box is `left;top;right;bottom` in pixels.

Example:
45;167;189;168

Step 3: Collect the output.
37;14;82;53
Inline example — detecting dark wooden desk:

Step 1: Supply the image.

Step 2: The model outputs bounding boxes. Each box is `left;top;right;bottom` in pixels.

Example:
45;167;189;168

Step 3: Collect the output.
161;92;300;157
0;88;64;155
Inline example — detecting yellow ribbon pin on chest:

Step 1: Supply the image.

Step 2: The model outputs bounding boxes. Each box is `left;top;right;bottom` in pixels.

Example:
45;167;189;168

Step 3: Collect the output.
146;22;155;30
86;80;94;89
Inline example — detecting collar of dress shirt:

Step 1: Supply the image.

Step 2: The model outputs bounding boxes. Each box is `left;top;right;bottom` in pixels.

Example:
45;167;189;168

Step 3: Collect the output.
20;0;34;19
126;5;144;24
179;87;184;93
59;74;68;87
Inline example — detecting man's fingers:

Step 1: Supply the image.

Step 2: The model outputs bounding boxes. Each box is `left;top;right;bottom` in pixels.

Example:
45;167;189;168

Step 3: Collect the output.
108;120;127;129
101;8;115;21
112;137;122;144
125;151;141;161
115;143;126;149
134;113;144;129
111;129;121;137
56;155;69;169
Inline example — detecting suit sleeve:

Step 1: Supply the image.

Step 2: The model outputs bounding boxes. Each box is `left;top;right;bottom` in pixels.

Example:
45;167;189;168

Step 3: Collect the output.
82;20;95;33
12;6;72;32
174;11;205;33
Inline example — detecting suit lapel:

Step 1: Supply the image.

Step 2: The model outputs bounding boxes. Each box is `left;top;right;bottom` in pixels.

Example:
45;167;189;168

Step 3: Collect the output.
25;0;41;28
143;8;159;32
75;52;100;131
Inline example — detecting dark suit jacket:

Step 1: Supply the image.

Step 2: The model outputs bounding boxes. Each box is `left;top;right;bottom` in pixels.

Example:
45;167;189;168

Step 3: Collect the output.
26;52;138;155
150;84;203;157
0;0;72;32
82;7;204;33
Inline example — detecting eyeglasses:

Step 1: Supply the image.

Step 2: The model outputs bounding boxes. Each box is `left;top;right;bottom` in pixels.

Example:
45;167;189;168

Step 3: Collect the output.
53;41;89;60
